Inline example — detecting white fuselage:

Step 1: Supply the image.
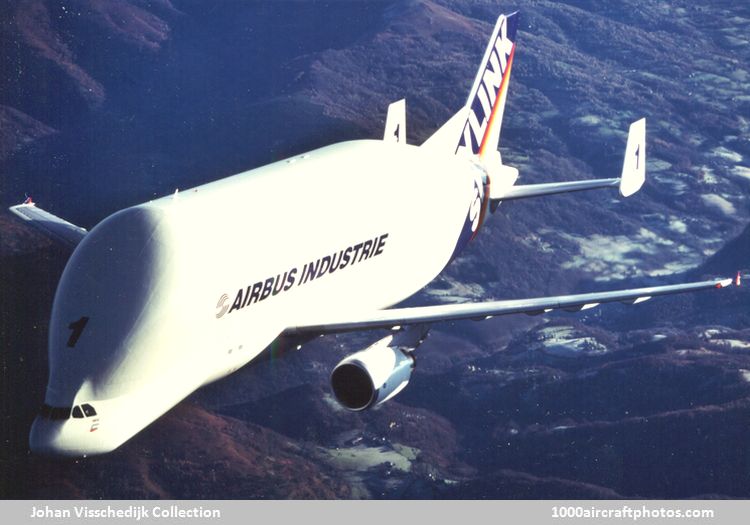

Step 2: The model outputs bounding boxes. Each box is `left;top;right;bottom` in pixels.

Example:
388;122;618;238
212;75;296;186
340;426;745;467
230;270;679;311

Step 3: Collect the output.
30;139;487;456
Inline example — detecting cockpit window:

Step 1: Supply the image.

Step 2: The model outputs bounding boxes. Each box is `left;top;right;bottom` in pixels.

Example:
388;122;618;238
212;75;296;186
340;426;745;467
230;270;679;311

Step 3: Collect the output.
39;403;97;419
40;404;72;420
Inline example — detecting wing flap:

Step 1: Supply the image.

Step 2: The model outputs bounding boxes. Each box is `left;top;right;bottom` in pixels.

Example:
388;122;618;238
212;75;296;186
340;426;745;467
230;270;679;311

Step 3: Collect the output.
286;277;735;335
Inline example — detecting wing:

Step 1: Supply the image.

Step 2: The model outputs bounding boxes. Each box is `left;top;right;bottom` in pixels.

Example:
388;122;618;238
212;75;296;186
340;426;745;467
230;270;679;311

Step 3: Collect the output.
8;200;87;248
285;276;737;335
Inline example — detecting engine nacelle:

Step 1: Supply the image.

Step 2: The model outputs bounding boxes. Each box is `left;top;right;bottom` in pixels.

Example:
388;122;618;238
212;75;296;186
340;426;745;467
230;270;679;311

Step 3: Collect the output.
330;326;427;411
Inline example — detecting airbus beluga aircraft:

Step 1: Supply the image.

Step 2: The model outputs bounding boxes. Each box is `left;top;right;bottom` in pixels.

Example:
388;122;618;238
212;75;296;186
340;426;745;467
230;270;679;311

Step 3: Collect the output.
9;12;739;457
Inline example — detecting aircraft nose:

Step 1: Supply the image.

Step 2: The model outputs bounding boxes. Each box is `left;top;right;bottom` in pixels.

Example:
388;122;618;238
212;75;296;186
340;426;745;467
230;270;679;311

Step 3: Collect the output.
29;403;108;457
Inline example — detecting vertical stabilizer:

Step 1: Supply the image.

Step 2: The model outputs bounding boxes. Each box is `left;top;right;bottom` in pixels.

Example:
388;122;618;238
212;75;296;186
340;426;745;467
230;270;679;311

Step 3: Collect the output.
421;13;519;158
456;12;519;159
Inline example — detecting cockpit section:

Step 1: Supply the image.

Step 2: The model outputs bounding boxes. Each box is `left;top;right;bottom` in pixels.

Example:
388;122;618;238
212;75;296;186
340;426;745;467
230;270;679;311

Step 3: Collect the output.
38;403;97;421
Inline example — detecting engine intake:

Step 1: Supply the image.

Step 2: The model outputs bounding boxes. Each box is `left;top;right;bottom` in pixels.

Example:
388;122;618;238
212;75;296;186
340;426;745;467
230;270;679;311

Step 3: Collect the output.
330;326;426;411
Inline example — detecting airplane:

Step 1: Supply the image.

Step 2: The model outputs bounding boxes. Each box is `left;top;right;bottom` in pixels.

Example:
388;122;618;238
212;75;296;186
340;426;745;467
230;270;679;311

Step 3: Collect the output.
8;12;739;457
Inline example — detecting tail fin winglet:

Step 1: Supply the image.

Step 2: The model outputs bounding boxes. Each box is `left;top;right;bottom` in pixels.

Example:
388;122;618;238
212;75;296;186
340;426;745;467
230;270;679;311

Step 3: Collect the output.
619;118;646;197
383;99;406;144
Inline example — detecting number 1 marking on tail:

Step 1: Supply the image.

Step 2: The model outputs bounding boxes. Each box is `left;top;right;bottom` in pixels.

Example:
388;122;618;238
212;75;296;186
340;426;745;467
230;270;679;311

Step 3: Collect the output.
635;144;640;169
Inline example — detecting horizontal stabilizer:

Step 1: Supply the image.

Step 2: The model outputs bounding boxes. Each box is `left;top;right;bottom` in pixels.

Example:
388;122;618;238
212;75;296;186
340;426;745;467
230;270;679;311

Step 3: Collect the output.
490;118;646;205
9;200;87;248
496;178;619;201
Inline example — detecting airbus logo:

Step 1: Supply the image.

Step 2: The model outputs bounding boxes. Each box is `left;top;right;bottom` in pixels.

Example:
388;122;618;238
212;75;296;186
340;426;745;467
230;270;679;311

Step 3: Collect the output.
215;293;230;318
457;15;515;155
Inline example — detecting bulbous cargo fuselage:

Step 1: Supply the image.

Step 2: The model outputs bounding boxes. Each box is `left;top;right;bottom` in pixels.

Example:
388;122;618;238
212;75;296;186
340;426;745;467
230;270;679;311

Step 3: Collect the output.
30;140;487;456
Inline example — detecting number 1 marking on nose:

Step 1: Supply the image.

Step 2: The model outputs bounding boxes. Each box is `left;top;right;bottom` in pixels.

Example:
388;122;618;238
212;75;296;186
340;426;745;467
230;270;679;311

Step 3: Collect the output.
67;316;89;348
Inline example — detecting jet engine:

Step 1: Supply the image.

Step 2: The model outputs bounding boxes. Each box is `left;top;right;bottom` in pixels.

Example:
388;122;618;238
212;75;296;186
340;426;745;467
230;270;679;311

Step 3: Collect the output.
330;325;428;411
